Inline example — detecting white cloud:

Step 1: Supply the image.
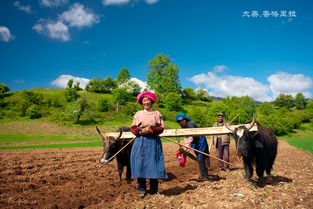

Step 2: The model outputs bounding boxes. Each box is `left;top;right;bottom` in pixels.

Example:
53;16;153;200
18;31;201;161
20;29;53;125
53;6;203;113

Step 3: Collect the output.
130;77;147;91
32;20;70;41
13;1;32;14
14;79;25;84
189;71;271;101
189;67;313;101
268;72;313;98
59;3;99;28
0;26;14;42
103;0;130;5
145;0;159;4
40;0;68;8
103;0;159;6
51;75;90;89
213;65;227;73
82;40;90;45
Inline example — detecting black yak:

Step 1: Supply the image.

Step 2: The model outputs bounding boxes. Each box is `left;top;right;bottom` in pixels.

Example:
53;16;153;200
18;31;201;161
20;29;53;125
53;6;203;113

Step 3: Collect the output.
226;119;278;185
96;126;132;183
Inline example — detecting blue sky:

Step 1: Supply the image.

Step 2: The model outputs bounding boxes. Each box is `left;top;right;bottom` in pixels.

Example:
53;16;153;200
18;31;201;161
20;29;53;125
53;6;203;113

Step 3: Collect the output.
0;0;312;101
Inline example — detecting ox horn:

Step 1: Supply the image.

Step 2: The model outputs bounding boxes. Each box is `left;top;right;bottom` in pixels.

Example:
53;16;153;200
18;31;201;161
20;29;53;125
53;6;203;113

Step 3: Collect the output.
225;121;235;132
245;116;256;130
116;128;123;140
96;126;107;140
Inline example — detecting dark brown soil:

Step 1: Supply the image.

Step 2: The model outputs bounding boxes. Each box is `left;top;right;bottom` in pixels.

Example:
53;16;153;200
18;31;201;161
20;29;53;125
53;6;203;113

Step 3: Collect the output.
0;140;312;209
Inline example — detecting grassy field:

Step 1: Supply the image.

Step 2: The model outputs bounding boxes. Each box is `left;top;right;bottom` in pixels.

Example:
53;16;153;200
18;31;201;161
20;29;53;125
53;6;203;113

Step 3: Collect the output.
0;119;312;152
279;123;313;154
0;119;181;150
0;133;101;150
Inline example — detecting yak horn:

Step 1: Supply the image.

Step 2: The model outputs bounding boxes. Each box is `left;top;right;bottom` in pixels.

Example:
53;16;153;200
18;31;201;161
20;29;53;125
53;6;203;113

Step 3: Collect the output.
115;129;123;141
96;126;107;140
225;121;235;132
245;117;256;130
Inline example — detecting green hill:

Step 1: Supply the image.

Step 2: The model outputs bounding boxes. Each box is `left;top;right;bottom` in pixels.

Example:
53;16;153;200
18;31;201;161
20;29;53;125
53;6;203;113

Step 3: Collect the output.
0;88;313;134
0;88;313;150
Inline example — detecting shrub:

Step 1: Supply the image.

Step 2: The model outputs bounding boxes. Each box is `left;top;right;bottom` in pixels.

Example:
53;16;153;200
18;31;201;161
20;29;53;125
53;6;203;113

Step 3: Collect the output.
22;91;43;105
124;102;141;116
163;92;183;111
25;105;42;119
98;99;111;112
0;83;10;98
64;88;79;102
189;107;211;127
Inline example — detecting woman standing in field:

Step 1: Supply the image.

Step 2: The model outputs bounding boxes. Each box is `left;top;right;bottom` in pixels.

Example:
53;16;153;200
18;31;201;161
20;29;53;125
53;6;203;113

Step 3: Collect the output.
130;91;167;197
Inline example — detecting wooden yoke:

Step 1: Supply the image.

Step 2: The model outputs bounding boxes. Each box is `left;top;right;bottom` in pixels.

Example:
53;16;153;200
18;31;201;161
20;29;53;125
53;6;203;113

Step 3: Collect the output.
104;124;258;140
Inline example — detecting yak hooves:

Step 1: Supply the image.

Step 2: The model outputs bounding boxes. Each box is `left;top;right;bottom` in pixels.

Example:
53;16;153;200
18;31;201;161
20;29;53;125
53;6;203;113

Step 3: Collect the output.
257;178;266;187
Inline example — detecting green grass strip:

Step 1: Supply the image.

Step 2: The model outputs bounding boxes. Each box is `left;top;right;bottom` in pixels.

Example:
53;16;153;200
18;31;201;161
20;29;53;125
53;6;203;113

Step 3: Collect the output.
0;141;102;150
0;133;97;142
282;137;313;154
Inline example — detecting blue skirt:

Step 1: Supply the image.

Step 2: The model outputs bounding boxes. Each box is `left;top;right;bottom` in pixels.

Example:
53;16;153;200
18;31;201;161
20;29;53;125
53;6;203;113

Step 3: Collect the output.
130;135;168;179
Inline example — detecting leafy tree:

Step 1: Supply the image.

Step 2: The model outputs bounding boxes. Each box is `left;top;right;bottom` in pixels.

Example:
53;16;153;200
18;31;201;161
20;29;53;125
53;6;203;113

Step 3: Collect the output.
125;102;141;116
86;78;117;93
163;92;183;111
112;88;132;112
188;108;205;127
64;88;79;102
98;98;111;112
221;96;256;123
305;99;313;121
238;96;256;122
25;105;42;119
257;114;289;135
147;54;181;93
44;96;62;108
67;79;74;88
295;92;306;110
103;77;117;93
258;102;273;116
273;94;294;109
194;88;212;102
73;82;82;91
182;88;196;102
207;101;230;124
72;96;88;124
0;83;10;97
22;91;43;105
86;79;103;92
116;68;130;84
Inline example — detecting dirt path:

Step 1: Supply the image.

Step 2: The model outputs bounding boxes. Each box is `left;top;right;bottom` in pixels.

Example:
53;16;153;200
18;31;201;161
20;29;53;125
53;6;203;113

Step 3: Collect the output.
0;140;312;209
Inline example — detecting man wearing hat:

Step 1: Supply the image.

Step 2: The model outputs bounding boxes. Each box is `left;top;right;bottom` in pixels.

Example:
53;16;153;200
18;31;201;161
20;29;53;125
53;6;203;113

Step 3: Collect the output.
212;112;231;171
176;112;210;181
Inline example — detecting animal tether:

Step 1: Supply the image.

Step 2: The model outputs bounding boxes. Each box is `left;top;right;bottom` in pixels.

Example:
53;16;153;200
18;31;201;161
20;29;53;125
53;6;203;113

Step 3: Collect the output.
98;136;136;170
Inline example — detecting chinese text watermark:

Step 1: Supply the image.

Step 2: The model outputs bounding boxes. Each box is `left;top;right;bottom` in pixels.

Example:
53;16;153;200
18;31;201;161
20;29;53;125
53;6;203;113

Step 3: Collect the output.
242;10;296;18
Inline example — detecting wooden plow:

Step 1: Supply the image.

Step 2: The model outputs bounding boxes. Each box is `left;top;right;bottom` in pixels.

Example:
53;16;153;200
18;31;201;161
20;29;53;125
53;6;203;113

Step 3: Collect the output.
98;123;258;169
104;124;258;139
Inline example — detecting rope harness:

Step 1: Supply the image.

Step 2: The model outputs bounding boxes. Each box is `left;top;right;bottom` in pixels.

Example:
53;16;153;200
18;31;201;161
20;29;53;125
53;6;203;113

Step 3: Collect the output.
98;136;136;170
163;137;240;168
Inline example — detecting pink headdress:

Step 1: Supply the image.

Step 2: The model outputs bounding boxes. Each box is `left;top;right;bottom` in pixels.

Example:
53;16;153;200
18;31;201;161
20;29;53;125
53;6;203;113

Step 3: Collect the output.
136;91;158;104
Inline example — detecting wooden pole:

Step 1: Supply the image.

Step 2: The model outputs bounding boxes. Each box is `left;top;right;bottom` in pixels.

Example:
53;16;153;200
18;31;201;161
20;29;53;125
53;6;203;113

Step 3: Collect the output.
104;124;258;140
162;137;240;168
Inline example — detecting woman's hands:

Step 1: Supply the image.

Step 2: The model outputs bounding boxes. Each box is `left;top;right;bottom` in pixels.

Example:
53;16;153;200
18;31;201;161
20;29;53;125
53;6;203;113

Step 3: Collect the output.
131;124;164;136
140;125;153;135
